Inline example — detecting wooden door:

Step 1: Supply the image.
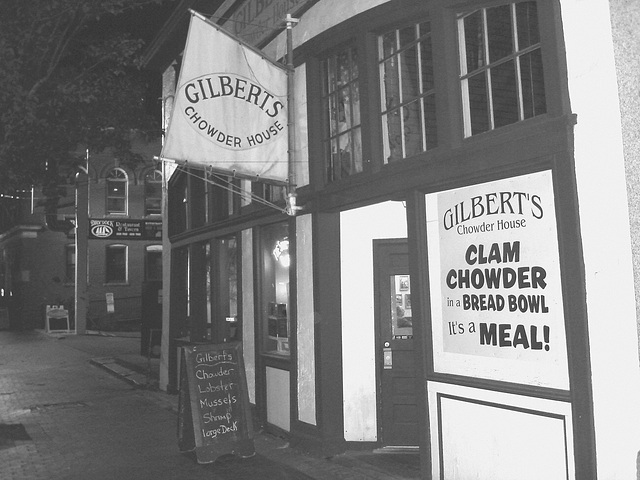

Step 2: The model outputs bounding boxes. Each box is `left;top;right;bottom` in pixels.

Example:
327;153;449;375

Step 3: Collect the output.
374;239;418;447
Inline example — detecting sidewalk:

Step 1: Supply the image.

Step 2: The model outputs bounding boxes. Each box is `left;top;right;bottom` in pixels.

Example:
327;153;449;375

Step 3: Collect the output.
57;330;422;480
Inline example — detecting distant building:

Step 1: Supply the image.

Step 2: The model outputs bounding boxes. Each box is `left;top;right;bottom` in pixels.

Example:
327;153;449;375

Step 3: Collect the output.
0;137;163;336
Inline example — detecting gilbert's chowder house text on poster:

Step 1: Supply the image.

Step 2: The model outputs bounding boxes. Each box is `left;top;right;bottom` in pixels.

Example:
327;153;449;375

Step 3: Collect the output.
426;171;570;389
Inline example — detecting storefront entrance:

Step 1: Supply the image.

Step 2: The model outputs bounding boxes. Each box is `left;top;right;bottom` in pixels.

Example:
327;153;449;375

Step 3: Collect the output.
373;239;418;447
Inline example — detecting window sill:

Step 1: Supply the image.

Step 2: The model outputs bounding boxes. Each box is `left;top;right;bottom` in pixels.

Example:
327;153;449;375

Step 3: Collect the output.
262;352;291;368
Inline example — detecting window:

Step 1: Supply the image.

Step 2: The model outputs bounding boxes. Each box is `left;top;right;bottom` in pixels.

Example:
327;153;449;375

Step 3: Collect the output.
251;181;286;206
459;1;546;136
65;244;75;283
144;169;162;216
168;173;188;236
213;237;240;342
379;21;437;162
106;168;128;215
261;222;290;357
322;45;362;182
0;262;6;297
145;245;162;281
105;245;127;283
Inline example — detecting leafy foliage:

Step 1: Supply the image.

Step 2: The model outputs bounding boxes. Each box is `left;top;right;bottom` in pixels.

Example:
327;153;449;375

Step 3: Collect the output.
0;0;169;193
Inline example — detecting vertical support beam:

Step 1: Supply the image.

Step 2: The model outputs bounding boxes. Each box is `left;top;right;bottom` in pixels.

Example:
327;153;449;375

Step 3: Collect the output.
313;212;346;456
406;191;432;477
75;170;89;335
286;14;300;216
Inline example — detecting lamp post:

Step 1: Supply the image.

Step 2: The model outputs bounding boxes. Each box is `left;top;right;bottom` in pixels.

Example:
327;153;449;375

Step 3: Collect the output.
75;166;89;334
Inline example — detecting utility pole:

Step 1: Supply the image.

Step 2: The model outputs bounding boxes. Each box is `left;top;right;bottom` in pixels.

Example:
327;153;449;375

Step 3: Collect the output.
285;14;301;216
75;167;89;334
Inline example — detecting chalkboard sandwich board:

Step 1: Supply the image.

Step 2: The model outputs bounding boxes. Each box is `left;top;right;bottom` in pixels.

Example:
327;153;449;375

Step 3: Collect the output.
178;342;254;464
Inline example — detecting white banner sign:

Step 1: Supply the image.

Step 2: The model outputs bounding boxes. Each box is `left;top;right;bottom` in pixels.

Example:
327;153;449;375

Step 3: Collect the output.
161;11;288;183
426;171;569;389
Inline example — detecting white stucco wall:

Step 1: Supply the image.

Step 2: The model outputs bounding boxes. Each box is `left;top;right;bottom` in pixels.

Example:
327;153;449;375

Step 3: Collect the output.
340;201;407;441
296;214;316;425
560;0;640;477
242;229;256;404
610;0;640;353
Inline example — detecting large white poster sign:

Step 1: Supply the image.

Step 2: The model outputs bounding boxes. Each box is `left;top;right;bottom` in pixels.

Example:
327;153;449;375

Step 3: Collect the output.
426;171;569;389
161;11;288;183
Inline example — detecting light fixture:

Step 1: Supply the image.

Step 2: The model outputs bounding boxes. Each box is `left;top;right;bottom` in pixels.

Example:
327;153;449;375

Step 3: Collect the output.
272;238;290;267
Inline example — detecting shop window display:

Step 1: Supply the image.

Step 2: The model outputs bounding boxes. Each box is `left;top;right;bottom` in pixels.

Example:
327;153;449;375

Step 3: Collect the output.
261;223;290;357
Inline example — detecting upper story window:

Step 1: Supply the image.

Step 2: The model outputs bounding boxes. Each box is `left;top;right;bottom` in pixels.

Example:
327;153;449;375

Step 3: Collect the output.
459;1;546;137
106;168;128;215
379;21;438;163
144;169;162;216
322;45;362;183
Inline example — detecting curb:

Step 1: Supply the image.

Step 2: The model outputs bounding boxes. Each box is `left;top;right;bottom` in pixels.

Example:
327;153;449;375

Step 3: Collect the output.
89;357;156;389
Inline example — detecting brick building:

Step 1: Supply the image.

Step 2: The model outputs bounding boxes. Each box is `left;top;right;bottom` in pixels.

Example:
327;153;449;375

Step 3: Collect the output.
0;137;163;336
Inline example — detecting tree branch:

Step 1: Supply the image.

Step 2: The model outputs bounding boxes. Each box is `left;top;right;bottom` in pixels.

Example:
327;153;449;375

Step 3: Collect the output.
27;6;87;101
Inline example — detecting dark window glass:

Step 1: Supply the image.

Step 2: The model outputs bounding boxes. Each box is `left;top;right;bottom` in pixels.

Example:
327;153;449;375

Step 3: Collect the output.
487;5;513;62
322;46;362;182
491;60;519;128
516;1;540;49
468;73;490;135
379;21;438;163
106;168;127;215
460;1;545;136
424;95;438;150
106;245;127;283
464;11;485;72
520;49;547;118
145;246;162;281
144;169;162;216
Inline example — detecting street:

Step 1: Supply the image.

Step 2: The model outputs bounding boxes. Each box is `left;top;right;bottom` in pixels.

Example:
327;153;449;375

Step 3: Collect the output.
0;330;314;480
0;330;420;480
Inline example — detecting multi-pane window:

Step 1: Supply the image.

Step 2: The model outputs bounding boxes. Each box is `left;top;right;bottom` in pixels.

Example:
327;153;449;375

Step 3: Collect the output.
144;169;162;216
145;245;162;281
65;244;75;283
322;46;362;182
459;1;546;136
379;21;437;163
105;245;127;283
106;168;128;214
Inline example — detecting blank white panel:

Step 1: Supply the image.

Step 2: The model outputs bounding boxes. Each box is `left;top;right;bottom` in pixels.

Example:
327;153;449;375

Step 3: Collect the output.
439;396;569;480
266;367;290;431
296;214;316;425
242;229;256;404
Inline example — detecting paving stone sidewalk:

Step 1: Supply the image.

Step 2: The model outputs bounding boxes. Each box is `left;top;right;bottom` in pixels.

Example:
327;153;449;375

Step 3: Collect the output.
0;330;420;480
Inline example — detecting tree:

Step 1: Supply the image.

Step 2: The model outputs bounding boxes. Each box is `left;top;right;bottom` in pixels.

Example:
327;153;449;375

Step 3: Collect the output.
0;0;171;196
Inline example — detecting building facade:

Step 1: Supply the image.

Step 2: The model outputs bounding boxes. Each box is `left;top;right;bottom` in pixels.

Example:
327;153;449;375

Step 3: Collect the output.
0;139;163;336
144;0;640;478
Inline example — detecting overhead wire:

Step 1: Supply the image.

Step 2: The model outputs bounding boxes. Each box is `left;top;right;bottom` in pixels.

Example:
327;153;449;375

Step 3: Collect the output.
173;164;288;214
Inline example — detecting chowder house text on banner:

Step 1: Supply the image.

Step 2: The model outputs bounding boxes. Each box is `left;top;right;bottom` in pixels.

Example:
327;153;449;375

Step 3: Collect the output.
160;10;289;183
